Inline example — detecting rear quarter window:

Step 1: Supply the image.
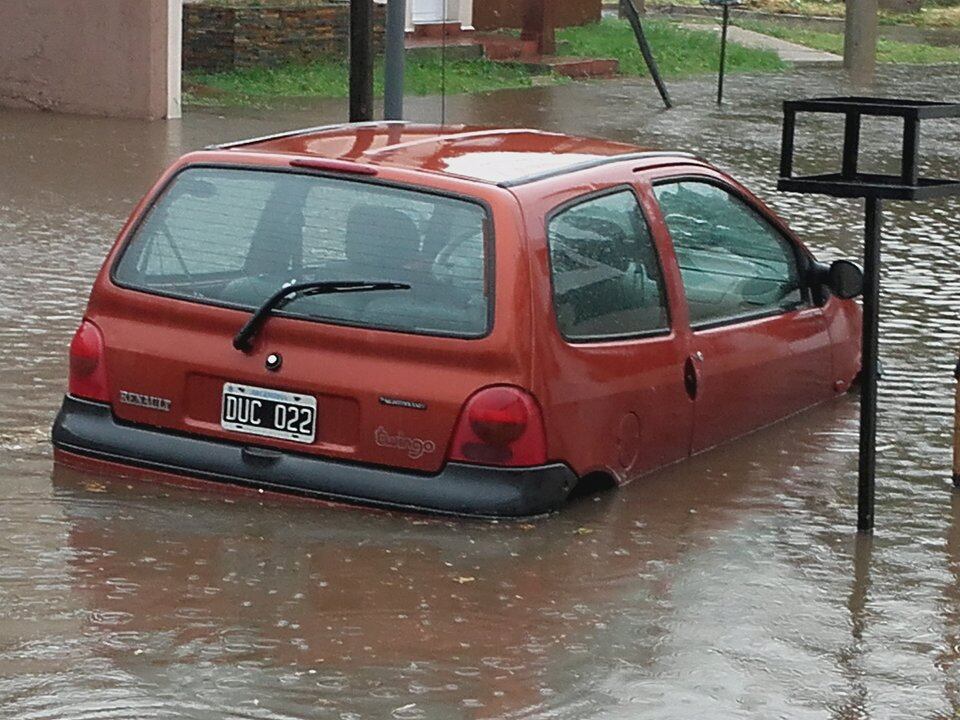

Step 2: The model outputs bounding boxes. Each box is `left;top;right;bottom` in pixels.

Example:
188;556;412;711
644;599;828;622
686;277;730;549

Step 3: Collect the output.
113;167;492;338
547;189;670;341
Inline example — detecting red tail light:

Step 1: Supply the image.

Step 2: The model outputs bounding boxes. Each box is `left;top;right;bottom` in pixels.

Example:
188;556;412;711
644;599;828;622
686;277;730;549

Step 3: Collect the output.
448;386;547;467
69;320;109;402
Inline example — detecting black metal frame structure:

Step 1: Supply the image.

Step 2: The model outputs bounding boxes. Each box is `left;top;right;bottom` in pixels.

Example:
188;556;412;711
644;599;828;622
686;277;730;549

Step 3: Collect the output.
780;97;960;200
778;96;960;532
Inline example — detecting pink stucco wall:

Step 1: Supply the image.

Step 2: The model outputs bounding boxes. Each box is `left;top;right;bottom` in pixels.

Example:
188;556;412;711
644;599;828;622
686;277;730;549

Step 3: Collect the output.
0;1;171;119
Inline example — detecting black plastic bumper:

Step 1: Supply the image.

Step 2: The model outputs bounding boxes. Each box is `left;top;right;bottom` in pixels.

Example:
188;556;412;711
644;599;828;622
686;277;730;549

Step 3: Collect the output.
51;396;575;518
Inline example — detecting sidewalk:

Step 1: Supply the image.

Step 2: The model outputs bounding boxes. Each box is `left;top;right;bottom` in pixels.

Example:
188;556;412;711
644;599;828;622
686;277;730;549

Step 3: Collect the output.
680;22;843;66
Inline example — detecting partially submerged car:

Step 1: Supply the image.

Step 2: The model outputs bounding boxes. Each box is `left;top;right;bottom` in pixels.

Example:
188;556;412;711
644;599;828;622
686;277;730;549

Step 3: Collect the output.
52;123;862;517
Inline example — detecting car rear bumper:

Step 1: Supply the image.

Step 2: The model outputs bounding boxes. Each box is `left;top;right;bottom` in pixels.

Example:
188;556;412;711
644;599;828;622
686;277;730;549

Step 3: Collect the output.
51;396;575;518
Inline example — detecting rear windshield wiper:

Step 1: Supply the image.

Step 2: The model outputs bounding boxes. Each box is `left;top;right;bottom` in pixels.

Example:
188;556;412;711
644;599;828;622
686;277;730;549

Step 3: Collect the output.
233;280;409;352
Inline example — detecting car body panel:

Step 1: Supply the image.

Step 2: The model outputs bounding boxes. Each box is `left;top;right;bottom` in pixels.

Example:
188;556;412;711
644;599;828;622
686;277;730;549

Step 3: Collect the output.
231;123;645;184
507;163;697;484
641;164;842;453
90;151;535;474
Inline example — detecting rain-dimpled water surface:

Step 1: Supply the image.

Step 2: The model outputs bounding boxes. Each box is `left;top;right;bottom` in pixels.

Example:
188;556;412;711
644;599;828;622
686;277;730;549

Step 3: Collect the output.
1;65;959;719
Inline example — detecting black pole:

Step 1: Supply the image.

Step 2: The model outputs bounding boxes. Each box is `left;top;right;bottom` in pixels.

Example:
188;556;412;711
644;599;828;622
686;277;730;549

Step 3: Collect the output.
953;355;960;487
350;0;374;123
842;111;862;179
717;4;730;105
620;0;672;110
858;196;883;533
384;0;406;121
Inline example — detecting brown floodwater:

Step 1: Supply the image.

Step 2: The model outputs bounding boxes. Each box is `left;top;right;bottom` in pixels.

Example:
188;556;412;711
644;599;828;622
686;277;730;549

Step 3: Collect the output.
1;65;959;719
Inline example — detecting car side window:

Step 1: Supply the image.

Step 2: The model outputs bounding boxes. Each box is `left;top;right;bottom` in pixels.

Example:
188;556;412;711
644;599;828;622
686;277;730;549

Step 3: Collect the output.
653;180;804;327
548;189;669;341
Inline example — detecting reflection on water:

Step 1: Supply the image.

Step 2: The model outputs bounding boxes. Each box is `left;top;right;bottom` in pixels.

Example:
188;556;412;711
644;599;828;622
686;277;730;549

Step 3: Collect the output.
1;64;959;718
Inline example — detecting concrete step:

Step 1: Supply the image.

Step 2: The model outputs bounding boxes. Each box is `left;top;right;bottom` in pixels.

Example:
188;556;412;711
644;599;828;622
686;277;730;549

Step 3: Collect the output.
477;36;540;61
517;56;621;78
403;34;620;79
404;42;484;62
404;34;533;61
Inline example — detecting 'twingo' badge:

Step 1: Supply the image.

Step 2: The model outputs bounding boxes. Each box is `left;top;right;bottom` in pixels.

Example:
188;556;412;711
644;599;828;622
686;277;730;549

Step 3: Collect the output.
374;426;436;459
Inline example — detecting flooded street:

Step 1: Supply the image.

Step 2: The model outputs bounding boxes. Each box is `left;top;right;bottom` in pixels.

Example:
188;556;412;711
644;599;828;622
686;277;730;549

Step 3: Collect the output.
2;65;960;718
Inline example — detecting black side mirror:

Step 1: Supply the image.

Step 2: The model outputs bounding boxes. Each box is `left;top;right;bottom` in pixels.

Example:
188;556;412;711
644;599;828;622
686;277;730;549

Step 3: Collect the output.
807;259;863;301
827;259;863;299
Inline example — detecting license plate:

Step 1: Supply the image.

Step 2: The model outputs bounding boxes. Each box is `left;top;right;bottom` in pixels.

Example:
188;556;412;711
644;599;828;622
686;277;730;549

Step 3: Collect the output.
221;382;317;444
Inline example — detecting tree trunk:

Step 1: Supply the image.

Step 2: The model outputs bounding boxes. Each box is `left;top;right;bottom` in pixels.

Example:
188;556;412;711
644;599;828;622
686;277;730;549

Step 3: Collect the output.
844;0;879;84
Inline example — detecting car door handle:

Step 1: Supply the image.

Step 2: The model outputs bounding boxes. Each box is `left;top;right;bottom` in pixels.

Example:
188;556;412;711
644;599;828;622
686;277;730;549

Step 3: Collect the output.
684;355;702;400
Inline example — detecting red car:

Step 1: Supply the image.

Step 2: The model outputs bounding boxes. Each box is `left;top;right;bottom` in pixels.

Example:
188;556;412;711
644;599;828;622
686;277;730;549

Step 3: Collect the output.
52;123;862;517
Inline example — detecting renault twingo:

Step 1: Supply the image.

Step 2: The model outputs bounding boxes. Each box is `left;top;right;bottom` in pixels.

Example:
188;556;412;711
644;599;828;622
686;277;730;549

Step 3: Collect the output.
52;123;862;516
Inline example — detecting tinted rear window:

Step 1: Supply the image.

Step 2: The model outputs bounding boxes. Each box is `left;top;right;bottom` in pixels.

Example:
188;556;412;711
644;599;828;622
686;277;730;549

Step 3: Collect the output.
113;167;491;337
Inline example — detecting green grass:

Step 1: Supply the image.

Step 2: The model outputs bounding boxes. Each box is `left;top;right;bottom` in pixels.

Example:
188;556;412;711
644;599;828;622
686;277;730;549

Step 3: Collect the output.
185;53;549;106
652;0;960;27
184;19;787;107
558;18;786;76
735;19;960;63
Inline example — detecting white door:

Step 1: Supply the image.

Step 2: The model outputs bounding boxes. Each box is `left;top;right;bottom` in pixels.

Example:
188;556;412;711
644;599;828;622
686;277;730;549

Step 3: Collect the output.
412;0;448;23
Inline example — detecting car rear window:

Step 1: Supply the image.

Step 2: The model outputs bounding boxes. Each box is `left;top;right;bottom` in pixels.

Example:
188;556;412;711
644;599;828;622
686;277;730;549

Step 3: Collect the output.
113;167;491;338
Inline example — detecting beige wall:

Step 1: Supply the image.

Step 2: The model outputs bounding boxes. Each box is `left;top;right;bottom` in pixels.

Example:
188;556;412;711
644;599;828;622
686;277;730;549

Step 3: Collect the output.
0;0;176;119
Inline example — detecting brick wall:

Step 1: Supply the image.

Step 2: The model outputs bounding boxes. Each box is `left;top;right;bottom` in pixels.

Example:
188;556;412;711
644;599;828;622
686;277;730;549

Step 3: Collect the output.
183;2;384;73
473;0;602;31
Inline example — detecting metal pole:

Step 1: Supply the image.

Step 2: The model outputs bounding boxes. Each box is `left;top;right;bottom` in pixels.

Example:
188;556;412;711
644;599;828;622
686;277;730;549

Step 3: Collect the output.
350;0;374;123
620;0;672;109
953;355;960;487
902;117;921;186
858;196;883;533
717;4;729;105
842;111;862;179
384;0;406;120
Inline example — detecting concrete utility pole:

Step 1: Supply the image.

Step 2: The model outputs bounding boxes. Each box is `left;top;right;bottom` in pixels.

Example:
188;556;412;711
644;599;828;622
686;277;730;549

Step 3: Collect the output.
167;0;182;120
844;0;880;84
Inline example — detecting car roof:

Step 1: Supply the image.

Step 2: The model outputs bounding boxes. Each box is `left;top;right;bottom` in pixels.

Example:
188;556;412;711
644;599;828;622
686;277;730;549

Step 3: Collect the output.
213;122;700;187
